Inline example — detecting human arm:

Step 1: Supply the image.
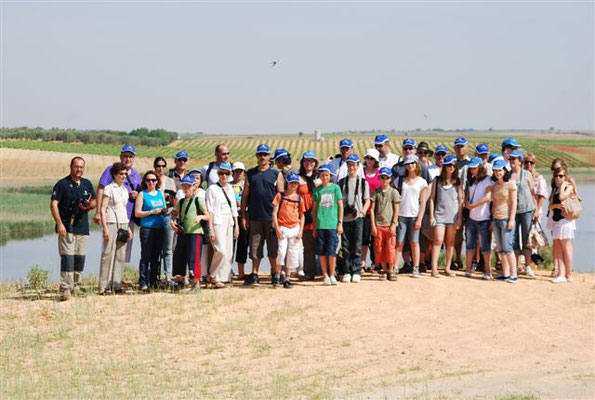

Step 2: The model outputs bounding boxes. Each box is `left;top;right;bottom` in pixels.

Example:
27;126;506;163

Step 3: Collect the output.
272;202;282;239
277;171;284;193
50;199;66;236
240;178;250;230
455;185;464;230
312;201;318;237
428;182;436;225
93;185;104;224
337;199;344;235
361;180;370;217
369;199;378;237
391;202;400;236
415;185;428;230
508;183;517;231
100;193;110;241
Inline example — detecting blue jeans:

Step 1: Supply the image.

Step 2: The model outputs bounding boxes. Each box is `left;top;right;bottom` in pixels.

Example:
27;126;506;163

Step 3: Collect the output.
315;229;339;256
492;219;514;254
139;227;165;288
339;218;364;275
465;219;491;254
397;216;420;244
513;211;533;259
161;215;174;278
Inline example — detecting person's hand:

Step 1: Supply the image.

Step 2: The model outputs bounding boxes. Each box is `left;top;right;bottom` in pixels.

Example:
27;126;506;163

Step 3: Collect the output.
57;223;67;237
429;216;436;227
171;222;179;233
533;209;541;222
489;223;493;233
102;228;110;242
241;216;248;231
455;219;462;230
312;229;318;238
297;232;302;239
337;222;343;236
371;225;378;237
275;228;283;240
414;219;422;230
129;190;138;200
465;201;474;210
234;225;239;239
390;224;397;237
93;213;101;225
193;216;204;224
170;209;179;218
127;229;133;240
507;220;514;231
210;231;216;243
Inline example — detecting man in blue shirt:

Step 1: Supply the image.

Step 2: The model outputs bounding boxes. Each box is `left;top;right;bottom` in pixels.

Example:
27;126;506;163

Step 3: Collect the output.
50;156;96;300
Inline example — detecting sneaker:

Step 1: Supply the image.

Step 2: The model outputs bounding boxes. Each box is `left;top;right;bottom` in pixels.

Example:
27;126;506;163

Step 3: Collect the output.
451;260;462;270
342;274;351;283
496;275;509;281
60;289;71;301
465;270;473;278
297;270;305;278
470;261;478;272
387;272;397;281
566;276;573;283
283;280;293;289
525;266;536;278
323;276;332;286
379;272;387;281
431;272;441;278
551;276;567;284
482;274;493;280
243;273;256;286
411;266;421;278
272;276;282;288
506;276;518;283
445;271;457;278
419;263;428;273
400;262;413;274
330;276;338;285
352;274;361;283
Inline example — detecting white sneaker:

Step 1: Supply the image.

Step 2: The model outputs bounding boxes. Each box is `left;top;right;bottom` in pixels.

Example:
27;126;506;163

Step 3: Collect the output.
551;276;567;284
323;276;331;285
342;274;351;283
482;274;493;280
526;266;536;278
566;276;573;283
352;274;361;283
330;276;338;285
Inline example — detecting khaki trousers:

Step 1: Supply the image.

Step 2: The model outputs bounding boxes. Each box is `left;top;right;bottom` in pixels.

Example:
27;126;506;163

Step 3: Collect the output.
99;223;128;291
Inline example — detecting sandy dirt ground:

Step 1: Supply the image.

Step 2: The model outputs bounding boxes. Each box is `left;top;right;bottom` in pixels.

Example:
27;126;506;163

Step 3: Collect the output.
1;270;593;399
0;148;155;186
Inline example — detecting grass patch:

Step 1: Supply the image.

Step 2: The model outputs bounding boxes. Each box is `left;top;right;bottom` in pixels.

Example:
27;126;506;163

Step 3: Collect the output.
496;394;539;400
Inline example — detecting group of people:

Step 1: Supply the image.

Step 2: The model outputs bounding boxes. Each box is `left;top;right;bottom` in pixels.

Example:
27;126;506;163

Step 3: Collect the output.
50;136;580;300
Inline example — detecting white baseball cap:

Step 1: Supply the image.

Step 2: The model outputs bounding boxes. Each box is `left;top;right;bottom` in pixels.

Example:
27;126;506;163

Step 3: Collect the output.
232;162;245;171
364;148;380;162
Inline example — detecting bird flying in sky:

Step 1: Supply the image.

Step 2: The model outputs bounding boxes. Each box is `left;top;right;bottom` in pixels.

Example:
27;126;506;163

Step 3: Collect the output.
271;61;278;67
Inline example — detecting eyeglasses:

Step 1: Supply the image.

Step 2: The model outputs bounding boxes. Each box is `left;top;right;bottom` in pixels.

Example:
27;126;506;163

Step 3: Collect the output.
374;144;384;148
121;154;135;159
218;172;231;176
524;161;535;165
177;158;188;162
117;172;128;176
418;151;429;156
435;153;446;157
555;174;565;178
155;164;166;168
380;176;391;180
219;152;230;156
145;179;158;183
403;146;414;151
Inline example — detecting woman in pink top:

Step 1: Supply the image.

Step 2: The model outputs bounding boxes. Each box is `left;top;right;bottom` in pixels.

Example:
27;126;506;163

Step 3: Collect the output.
362;149;380;272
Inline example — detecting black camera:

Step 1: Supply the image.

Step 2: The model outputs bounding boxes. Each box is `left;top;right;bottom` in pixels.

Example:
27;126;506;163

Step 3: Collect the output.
344;204;357;216
116;228;129;243
175;220;185;236
79;196;90;208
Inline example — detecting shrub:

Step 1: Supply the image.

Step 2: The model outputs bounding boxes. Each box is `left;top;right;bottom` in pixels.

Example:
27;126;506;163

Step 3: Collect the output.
26;265;49;290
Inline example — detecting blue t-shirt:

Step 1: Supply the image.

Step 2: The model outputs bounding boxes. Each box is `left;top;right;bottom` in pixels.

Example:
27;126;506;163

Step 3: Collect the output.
140;190;166;228
246;167;279;221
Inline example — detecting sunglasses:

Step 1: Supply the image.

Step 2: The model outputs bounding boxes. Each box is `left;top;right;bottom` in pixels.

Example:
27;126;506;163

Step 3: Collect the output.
154;164;166;168
121;154;135;159
145;178;158;183
555;174;565;178
524;161;535;165
374;144;384;148
117;172;128;176
380;176;391;180
418;151;429;156
403;146;414;151
435;153;446;157
218;171;231;176
219;152;230;156
177;158;188;162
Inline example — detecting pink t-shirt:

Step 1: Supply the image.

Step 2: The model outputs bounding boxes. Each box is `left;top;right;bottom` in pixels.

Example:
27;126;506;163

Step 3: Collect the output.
364;168;380;214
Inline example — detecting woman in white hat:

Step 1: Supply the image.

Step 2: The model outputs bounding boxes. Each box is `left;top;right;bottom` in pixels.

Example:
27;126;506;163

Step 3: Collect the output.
362;149;380;273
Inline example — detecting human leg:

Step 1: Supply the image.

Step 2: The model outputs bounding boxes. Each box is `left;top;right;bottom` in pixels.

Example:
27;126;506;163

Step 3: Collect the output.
431;226;446;275
444;226;457;275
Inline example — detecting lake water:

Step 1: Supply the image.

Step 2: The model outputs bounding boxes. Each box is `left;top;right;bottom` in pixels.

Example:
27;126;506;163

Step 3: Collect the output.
1;183;593;282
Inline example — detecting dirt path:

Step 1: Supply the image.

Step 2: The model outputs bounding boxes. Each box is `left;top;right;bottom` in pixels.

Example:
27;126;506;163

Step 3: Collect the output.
1;271;593;399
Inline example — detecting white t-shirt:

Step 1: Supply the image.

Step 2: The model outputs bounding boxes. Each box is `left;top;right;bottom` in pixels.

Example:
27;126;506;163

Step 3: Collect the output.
200;163;233;187
379;152;401;170
103;182;129;224
329;156;364;183
428;164;441;182
468;178;493;222
398;177;428;218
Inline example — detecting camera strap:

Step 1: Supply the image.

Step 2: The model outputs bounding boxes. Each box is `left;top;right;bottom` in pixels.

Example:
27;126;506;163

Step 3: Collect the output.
341;176;360;207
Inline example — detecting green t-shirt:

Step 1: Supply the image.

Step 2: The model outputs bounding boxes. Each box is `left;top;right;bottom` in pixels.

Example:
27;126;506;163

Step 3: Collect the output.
313;183;343;229
372;187;401;226
175;195;207;235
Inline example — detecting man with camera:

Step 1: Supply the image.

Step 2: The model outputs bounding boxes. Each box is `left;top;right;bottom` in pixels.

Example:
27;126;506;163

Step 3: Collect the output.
93;144;142;263
337;154;370;283
50;157;96;300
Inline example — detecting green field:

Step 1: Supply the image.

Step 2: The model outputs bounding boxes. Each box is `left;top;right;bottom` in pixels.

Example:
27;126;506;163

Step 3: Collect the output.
2;132;593;170
0;187;55;243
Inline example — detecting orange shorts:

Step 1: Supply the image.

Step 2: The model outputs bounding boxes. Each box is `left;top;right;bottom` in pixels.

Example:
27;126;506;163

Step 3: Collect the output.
374;226;396;265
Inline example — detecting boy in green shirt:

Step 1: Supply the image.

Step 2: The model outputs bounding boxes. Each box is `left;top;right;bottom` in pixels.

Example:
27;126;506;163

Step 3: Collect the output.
312;164;343;285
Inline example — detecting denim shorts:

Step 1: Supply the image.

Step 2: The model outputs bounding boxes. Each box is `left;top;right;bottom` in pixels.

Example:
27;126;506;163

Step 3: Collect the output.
492;219;514;254
466;219;491;254
316;229;339;256
397;216;420;244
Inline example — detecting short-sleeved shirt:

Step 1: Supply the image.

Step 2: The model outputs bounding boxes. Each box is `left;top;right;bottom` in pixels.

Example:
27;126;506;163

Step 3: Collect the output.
372;187;401;226
532;173;548;199
468;177;493;222
168;168;187;191
379;153;401;170
313;183;343;229
98;166;141;219
398;177;428;218
201;162;233;187
391;161;431;189
298;174;319;231
338;176;370;222
51;176;96;235
273;192;307;228
490;181;517;220
246;167;280;221
328;156;364;183
103;182;129;224
175;195;207;234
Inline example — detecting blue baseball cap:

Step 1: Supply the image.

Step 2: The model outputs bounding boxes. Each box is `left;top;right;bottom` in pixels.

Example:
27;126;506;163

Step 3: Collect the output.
346;154;360;163
374;134;390;145
175;151;189;160
475;144;489;154
442;155;457;165
339;138;354;148
467;157;482;168
286;173;299;183
318;164;334;174
488;153;500;162
509;149;523;159
302;151;316;160
502;137;521;148
492;159;507;170
379;167;392;177
181;175;195;185
402;138;416;147
218;162;232;172
121;144;136;155
256;144;270;155
435;145;449;154
454;137;468;146
272;149;289;161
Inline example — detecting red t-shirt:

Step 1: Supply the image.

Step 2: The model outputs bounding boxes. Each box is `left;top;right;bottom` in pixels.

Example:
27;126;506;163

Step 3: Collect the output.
273;192;307;228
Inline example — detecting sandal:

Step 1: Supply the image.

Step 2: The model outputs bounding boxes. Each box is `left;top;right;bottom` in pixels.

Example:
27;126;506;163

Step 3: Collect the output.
444;271;457;278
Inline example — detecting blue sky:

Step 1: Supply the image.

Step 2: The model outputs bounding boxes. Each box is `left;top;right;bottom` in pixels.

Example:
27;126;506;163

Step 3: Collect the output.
1;1;593;134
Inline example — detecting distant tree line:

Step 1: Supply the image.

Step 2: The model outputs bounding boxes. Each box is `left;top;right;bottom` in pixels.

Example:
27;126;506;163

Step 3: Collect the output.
0;127;179;146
